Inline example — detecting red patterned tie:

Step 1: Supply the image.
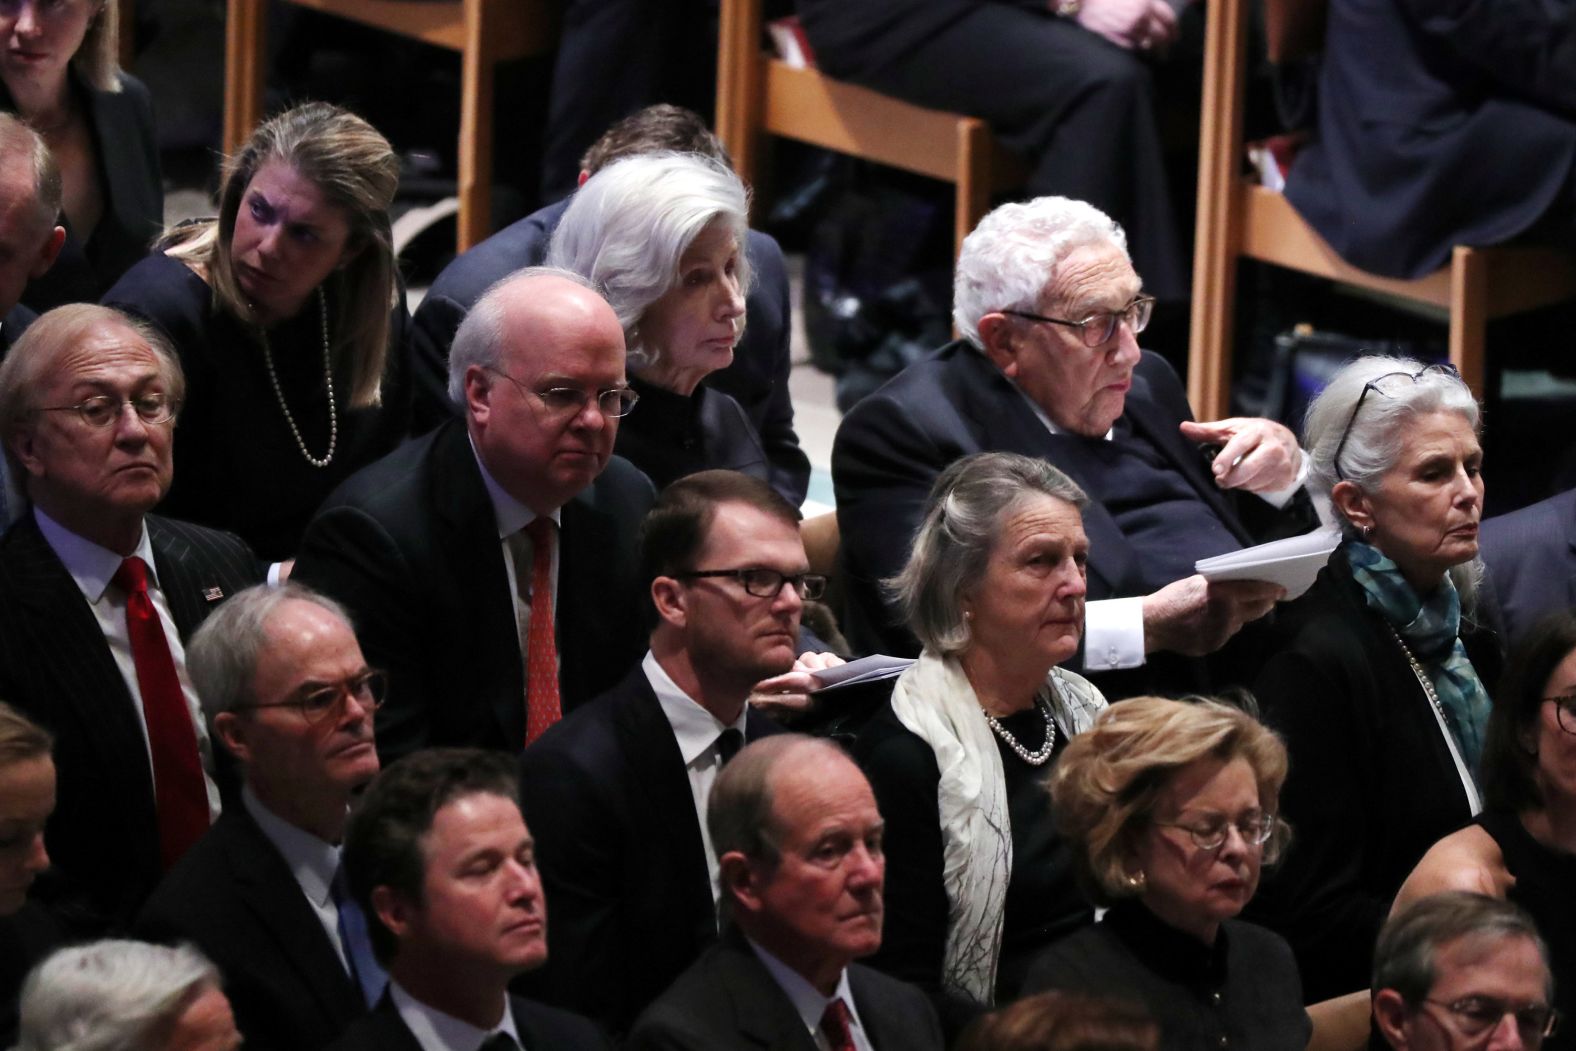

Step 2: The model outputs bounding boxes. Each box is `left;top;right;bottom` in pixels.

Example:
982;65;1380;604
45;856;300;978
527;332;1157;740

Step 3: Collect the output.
820;997;856;1051
112;557;209;869
523;518;561;745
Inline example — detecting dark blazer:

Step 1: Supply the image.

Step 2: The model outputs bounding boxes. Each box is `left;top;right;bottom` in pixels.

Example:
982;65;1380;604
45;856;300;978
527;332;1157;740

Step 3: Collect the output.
1285;0;1576;279
0;512;263;932
135;803;364;1051
517;666;783;1034
0;304;35;356
5;72;163;311
1480;488;1576;650
1248;548;1504;1002
291;420;655;761
627;927;944;1051
326;991;611;1051
408;198;811;503
613;377;770;494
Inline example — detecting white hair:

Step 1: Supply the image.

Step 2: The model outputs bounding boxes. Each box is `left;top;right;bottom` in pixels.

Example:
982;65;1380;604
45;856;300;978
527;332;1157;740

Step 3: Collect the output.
545;151;752;371
445;265;600;404
952;196;1129;348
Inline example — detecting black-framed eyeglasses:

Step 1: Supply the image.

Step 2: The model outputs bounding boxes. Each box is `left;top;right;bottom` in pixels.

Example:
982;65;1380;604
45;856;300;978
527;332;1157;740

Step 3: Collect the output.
1544;694;1576;735
678;568;827;601
1331;364;1461;481
486;368;639;418
1002;296;1155;349
1152;810;1278;855
38;393;179;428
1420;996;1559;1045
232;669;387;725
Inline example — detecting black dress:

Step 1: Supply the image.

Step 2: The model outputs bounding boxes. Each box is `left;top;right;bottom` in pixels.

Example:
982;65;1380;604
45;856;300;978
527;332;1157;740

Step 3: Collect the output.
612;375;770;492
103;252;443;560
1477;811;1576;1051
1027;901;1312;1051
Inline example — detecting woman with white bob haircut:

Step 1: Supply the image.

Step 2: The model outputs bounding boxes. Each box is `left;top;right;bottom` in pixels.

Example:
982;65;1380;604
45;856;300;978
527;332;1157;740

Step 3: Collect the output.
546;152;776;495
14;940;239;1051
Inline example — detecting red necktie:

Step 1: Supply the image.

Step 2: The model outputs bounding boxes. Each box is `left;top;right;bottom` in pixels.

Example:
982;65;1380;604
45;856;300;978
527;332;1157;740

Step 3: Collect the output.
820;997;856;1051
112;557;209;869
523;518;561;745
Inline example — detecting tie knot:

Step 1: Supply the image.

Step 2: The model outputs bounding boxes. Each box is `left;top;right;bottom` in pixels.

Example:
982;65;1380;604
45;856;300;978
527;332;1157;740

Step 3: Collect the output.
478;1033;519;1051
112;556;150;595
716;727;744;766
820;997;854;1051
525;517;555;545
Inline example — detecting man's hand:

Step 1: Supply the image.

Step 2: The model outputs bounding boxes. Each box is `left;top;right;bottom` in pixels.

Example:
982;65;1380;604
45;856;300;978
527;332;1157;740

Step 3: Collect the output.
1179;417;1302;494
1073;0;1176;50
748;652;846;723
1142;576;1284;656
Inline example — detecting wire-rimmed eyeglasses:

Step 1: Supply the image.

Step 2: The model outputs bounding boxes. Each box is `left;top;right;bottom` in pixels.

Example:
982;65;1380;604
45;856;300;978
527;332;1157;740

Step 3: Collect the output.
1152;810;1279;858
677;568;828;601
1420;996;1559;1046
38;393;179;428
230;669;387;725
486;368;639;419
1331;364;1461;481
1001;296;1155;348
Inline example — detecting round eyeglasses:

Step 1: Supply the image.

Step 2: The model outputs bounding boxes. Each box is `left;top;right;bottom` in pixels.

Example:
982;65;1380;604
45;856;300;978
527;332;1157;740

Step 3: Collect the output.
1002;296;1155;349
677;568;827;601
38;393;179;428
1544;694;1576;735
485;368;639;418
231;669;387;725
1152;811;1278;855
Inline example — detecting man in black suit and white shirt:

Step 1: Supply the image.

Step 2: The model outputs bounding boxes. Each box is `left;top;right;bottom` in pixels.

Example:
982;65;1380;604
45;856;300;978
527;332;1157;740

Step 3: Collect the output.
0;305;263;932
137;583;386;1051
0;115;64;354
518;470;807;1033
329;748;610;1051
629;734;943;1051
294;268;655;760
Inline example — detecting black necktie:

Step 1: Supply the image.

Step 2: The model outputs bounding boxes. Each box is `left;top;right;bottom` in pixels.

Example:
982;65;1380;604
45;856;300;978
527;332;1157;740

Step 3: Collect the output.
717;727;745;766
478;1033;519;1051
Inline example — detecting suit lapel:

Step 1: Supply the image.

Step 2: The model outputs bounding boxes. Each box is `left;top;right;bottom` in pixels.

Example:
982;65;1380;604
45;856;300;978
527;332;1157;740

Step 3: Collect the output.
1123;377;1253;546
147;517;227;639
718;933;822;1051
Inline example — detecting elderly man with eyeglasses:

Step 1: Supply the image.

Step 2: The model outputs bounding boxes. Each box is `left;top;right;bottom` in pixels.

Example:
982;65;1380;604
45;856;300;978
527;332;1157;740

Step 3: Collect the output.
0;304;265;933
137;583;385;1051
833;195;1318;698
293;267;656;762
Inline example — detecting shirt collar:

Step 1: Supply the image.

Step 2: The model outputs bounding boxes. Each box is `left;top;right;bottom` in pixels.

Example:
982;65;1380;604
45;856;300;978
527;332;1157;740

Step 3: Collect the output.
746;937;858;1039
642;651;747;766
1014;382;1115;441
389;980;520;1051
467;435;560;540
242;786;342;910
34;507;156;603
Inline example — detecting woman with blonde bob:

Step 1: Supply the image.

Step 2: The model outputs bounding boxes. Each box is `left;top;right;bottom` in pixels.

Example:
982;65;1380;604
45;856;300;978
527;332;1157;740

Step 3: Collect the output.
1026;696;1310;1051
104;102;446;559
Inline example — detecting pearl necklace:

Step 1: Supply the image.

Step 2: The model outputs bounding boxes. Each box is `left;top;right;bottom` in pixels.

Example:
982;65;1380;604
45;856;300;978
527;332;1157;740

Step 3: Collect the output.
1387;624;1450;728
260;287;337;468
983;686;1058;766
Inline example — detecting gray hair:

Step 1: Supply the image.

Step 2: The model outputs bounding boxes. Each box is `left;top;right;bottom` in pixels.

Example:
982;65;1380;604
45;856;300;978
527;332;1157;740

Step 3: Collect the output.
887;451;1088;656
186;583;354;721
15;940;222;1051
953;196;1129;349
544;152;751;372
0;115;63;235
1373;892;1551;1006
445;265;600;404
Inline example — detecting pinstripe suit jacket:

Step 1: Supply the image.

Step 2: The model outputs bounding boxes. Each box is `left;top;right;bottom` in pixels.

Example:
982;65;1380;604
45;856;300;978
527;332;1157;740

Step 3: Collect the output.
0;511;263;933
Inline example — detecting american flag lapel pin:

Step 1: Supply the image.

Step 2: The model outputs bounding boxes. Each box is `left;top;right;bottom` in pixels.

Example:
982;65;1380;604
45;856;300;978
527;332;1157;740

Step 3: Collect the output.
202;587;225;603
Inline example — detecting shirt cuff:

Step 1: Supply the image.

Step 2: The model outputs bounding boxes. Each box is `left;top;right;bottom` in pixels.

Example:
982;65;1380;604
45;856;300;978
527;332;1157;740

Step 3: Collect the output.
1253;448;1311;509
1084;597;1147;670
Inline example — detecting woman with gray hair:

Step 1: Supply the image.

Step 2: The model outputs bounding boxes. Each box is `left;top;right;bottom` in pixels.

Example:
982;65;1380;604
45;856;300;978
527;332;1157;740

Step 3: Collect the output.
851;451;1106;1031
1250;355;1500;1003
546;152;776;496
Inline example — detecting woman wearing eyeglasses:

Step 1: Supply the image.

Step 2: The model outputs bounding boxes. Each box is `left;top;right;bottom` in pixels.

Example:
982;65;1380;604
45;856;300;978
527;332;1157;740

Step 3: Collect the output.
102;103;447;561
1249;355;1499;1004
1393;612;1576;1051
851;451;1106;1038
1025;696;1310;1051
545;152;774;496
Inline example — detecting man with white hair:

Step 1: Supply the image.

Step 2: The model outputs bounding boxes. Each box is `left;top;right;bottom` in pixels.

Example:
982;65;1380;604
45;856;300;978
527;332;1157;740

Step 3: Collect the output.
833;196;1315;693
0;115;65;353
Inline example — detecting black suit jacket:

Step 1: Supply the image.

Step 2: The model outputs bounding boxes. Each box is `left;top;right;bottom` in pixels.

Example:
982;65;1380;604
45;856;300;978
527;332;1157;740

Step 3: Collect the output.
326;991;611;1051
1480;488;1576;651
135;803;364;1051
292;420;655;760
0;304;35;356
627;927;944;1051
0;512;263;932
409;198;811;503
517;666;783;1034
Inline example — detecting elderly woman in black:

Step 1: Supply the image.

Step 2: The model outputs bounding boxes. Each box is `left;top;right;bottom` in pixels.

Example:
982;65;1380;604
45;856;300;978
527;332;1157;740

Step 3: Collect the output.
1250;355;1498;1002
853;451;1106;1034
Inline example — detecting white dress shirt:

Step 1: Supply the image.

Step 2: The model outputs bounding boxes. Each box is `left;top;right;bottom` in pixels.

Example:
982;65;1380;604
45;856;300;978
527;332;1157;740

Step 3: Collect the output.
35;507;221;819
242;786;350;971
470;437;560;652
643;651;748;905
748;939;875;1051
390;980;522;1051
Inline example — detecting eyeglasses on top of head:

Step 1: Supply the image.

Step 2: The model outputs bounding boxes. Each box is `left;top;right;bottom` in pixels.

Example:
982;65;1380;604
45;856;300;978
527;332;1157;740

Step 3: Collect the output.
1152;810;1279;856
38;393;180;428
677;568;828;601
1421;996;1558;1045
485;368;639;418
1331;363;1461;481
1001;296;1155;348
231;668;387;725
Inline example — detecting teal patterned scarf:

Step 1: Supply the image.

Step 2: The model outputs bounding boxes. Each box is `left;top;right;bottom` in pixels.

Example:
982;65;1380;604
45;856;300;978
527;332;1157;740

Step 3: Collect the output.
1346;539;1491;771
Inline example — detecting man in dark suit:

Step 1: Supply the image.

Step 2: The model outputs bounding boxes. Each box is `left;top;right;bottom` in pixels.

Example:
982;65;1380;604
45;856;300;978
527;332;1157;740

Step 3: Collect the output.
330;749;610;1051
629;734;943;1050
0;116;64;355
833;196;1308;689
411;104;810;504
137;584;386;1051
0;305;264;932
294;268;655;760
518;470;806;1033
1480;487;1576;649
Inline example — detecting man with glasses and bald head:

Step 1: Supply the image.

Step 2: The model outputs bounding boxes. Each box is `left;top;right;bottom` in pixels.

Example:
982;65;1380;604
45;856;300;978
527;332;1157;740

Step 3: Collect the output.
293;267;656;761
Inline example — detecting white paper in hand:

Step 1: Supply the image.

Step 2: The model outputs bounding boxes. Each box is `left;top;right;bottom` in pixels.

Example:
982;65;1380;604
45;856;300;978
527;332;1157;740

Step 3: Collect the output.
1195;528;1341;600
